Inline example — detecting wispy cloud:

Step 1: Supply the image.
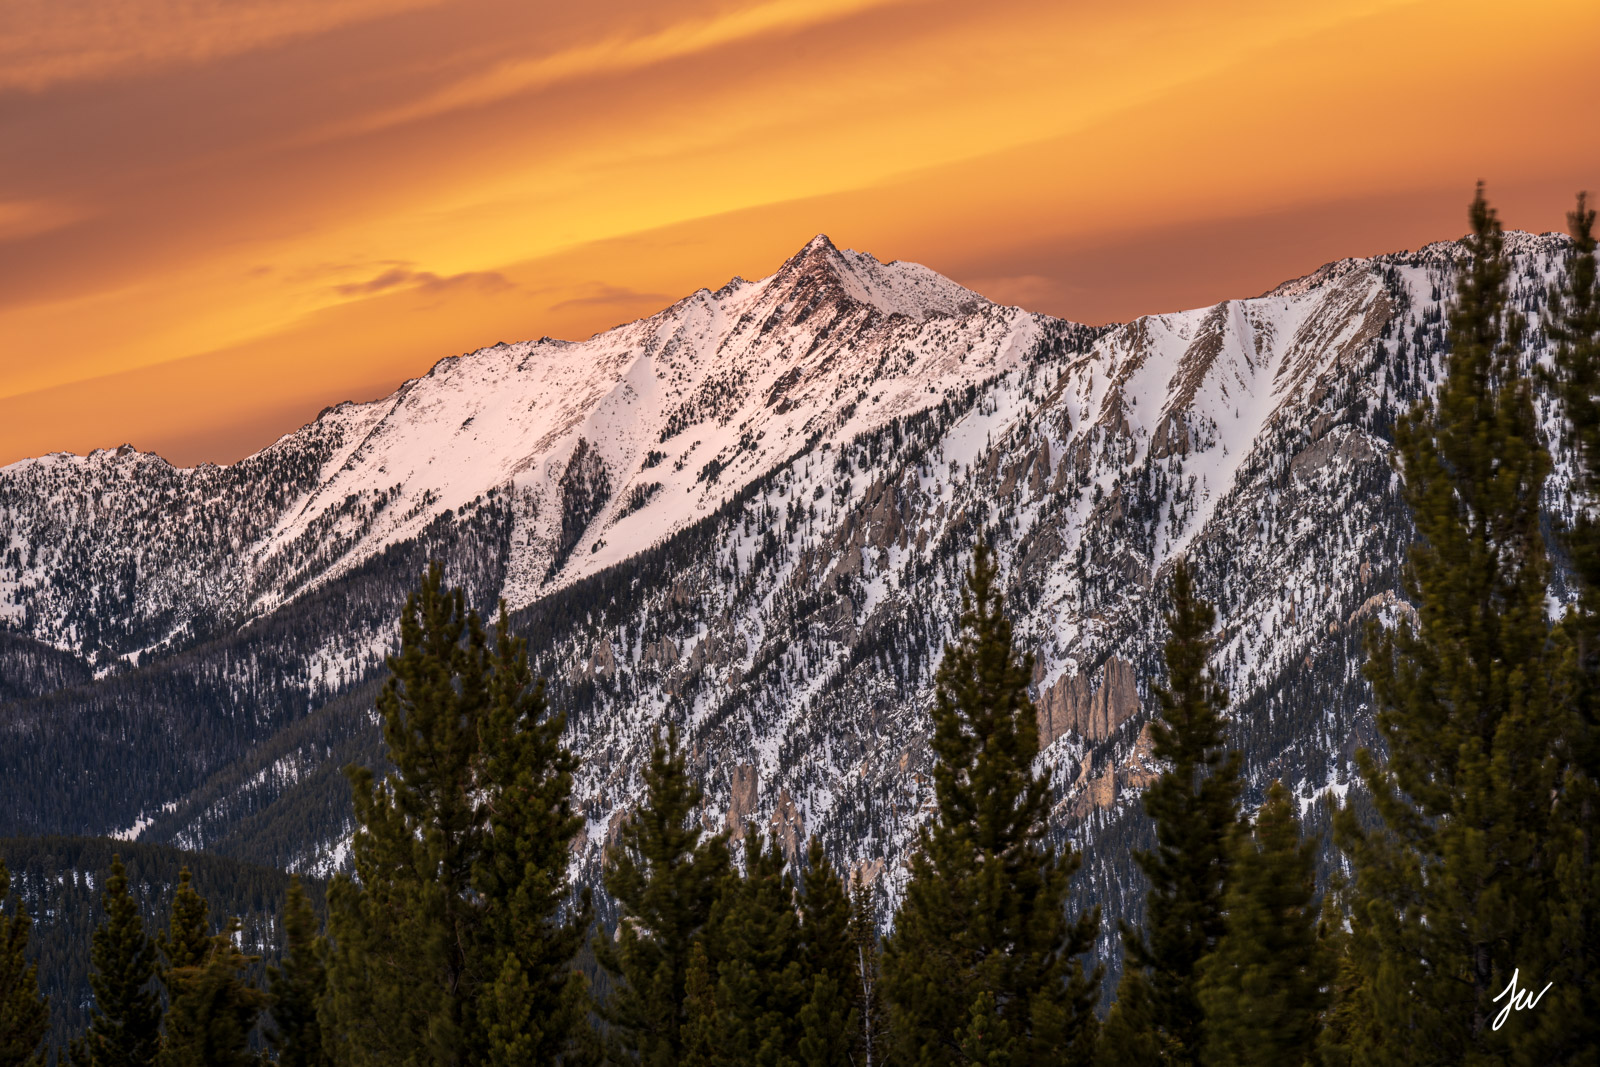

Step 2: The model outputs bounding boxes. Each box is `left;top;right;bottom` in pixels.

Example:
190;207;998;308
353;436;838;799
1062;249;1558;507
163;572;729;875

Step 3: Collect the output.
324;0;921;137
0;0;445;91
550;282;671;311
333;265;512;297
0;198;84;241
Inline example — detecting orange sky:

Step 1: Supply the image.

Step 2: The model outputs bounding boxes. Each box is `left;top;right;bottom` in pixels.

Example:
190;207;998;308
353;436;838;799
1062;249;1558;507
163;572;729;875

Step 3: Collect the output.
2;0;1596;467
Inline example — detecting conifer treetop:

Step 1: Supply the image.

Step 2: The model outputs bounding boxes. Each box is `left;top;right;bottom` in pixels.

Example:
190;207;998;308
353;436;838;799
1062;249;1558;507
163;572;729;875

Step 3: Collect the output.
926;540;1050;858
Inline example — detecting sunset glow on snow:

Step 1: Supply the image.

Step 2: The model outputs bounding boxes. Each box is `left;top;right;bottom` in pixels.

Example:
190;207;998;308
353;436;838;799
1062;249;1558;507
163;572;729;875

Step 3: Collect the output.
1;0;1596;465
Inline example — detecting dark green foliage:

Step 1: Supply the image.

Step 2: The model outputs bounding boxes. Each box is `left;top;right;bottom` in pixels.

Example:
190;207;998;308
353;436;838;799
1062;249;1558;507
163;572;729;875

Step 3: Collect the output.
1542;192;1600;1064
0;858;48;1067
797;839;859;1067
264;877;327;1067
595;724;731;1066
955;991;1010;1067
0;837;317;1054
1102;560;1241;1067
1316;888;1363;1067
325;563;589;1066
325;563;493;1067
551;438;614;577
154;869;266;1065
157;913;268;1067
1550;193;1600;524
157;870;209;973
476;602;592;1067
671;834;864;1067
1197;781;1329;1067
680;942;721;1067
847;875;886;1067
706;827;809;1066
881;543;1100;1066
70;856;161;1067
1336;187;1567;1064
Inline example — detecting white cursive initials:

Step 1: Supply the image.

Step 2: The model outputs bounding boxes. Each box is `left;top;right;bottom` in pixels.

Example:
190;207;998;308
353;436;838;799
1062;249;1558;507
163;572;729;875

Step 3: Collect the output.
1492;968;1553;1031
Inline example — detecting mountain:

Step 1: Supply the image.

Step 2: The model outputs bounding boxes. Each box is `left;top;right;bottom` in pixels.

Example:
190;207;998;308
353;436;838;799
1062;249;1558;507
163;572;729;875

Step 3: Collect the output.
0;231;1583;957
0;236;1040;669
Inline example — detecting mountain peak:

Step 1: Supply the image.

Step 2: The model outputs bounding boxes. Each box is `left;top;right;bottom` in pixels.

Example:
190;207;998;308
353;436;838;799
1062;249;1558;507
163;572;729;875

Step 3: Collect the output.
767;233;984;321
773;233;844;278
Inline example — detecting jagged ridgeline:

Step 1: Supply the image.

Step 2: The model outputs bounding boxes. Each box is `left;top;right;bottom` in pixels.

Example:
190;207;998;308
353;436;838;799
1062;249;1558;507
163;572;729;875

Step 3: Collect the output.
0;234;1584;958
0;836;321;1048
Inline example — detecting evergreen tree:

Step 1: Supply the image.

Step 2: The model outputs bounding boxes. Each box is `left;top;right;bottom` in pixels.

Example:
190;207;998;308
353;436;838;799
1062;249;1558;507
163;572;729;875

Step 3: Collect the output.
1550;193;1600;602
325;564;493;1067
157;869;209;975
156;913;268;1067
1542;191;1600;1065
847;875;886;1067
1101;560;1241;1067
955;991;1011;1067
0;858;48;1067
881;542;1100;1066
1316;888;1364;1067
1197;780;1329;1067
596;724;731;1065
70;856;161;1067
325;564;589;1066
1335;187;1565;1064
797;839;859;1067
708;826;808;1066
264;877;327;1067
475;605;592;1067
680;942;721;1067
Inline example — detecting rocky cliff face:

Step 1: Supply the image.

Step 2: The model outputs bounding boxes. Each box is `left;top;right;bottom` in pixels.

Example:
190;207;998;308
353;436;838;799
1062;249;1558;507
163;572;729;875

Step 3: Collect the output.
0;233;1585;957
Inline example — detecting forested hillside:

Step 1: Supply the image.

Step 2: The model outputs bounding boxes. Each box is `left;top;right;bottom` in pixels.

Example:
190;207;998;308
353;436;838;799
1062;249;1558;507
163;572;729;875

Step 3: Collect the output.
0;836;320;1048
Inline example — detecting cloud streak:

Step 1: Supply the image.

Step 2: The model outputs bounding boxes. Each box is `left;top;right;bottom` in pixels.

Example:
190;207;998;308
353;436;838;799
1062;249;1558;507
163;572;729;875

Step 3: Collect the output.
332;266;513;297
0;0;446;91
549;283;672;311
319;0;923;139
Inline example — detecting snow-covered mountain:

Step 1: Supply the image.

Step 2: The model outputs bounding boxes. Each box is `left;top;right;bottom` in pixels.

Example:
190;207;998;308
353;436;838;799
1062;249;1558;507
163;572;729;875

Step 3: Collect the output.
0;231;1584;949
0;236;1060;667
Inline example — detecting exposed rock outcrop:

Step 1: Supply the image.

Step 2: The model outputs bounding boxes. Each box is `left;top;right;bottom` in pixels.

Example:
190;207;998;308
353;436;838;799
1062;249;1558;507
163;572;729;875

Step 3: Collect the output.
1037;655;1141;747
727;764;759;832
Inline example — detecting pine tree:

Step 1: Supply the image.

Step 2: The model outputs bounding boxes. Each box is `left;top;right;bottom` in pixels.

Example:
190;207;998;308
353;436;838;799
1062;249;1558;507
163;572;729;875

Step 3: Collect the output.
157;914;269;1067
881;542;1100;1066
0;858;48;1067
264;877;327;1067
325;564;589;1066
1550;193;1600;603
1317;896;1366;1067
70;856;162;1067
1101;560;1241;1067
1541;191;1600;1065
797;838;859;1067
680;942;721;1067
1197;780;1329;1067
157;869;209;975
847;875;886;1067
475;605;592;1067
708;826;808;1065
595;723;731;1065
325;564;493;1067
1335;186;1565;1064
956;991;1011;1067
